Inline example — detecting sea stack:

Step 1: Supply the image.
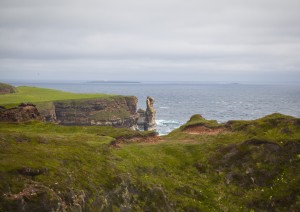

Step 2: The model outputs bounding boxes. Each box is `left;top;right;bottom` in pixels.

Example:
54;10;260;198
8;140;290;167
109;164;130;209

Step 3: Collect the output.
144;96;156;131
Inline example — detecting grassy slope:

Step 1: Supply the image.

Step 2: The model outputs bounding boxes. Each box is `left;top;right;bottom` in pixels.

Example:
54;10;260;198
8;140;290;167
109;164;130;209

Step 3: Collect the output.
0;113;299;211
0;86;115;108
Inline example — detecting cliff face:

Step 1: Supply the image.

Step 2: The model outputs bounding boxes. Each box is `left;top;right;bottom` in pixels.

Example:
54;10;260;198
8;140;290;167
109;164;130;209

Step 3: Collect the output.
0;103;42;122
0;91;157;130
137;109;146;130
53;96;139;129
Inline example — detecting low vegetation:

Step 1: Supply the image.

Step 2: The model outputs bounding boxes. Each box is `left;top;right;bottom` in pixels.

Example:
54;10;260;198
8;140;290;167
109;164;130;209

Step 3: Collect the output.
1;113;299;211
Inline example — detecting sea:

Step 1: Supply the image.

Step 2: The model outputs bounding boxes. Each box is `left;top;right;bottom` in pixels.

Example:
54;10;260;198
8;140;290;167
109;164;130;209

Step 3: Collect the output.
10;81;300;135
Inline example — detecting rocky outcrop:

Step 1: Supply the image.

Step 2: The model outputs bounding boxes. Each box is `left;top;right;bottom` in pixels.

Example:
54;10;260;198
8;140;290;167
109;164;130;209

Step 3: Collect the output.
36;102;57;122
0;103;42;122
54;96;139;129
0;82;16;94
137;96;157;131
3;183;86;211
145;96;156;131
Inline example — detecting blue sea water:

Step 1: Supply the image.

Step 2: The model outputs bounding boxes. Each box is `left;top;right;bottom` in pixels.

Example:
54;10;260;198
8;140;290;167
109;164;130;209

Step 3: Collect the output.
11;82;300;135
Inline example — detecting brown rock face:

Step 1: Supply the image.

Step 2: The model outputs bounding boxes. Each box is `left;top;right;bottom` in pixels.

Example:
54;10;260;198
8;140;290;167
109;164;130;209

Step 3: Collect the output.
54;96;139;129
0;103;42;122
145;96;156;131
137;96;157;131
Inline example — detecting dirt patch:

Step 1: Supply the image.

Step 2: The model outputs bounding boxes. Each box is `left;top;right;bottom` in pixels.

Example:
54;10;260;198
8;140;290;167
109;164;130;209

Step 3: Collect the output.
110;135;161;148
183;125;227;135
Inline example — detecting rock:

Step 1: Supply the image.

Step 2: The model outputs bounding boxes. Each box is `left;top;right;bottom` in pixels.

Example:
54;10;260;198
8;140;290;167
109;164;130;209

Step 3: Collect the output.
137;97;157;131
137;108;146;130
0;103;43;122
3;183;69;211
0;82;16;94
145;96;156;131
17;167;48;177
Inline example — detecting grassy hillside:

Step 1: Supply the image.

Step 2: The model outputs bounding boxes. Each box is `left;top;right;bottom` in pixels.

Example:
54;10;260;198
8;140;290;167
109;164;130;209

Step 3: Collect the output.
0;113;299;211
0;86;115;108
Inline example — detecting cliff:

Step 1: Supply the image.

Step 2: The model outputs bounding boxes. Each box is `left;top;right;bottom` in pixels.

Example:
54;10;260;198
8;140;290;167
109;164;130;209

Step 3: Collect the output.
53;96;139;129
0;96;140;129
0;84;157;130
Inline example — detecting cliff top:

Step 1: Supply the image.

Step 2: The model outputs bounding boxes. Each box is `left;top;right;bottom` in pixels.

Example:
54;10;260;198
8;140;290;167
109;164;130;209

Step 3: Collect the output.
0;85;122;108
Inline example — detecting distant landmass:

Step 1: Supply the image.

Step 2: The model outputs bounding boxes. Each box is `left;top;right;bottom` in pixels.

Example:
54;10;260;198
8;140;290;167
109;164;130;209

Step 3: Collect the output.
88;81;140;84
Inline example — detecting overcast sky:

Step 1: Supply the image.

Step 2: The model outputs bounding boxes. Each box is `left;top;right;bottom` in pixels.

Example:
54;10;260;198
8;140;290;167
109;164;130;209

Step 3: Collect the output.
0;0;300;82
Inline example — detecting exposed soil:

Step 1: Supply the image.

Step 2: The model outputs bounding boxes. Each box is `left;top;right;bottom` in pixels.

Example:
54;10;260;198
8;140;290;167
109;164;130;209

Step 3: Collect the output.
0;103;42;122
183;125;227;135
110;135;161;148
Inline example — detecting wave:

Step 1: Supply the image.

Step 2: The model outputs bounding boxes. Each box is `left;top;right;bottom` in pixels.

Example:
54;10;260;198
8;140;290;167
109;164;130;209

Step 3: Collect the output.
159;106;169;109
156;120;181;135
156;119;180;126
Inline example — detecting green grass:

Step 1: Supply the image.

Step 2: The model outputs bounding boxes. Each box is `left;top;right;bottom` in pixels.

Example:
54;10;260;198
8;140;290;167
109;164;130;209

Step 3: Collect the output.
0;113;299;211
0;86;115;108
179;114;221;130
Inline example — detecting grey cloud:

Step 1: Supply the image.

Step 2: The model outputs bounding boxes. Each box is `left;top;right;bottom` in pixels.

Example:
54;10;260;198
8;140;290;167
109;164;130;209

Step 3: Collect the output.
0;0;300;82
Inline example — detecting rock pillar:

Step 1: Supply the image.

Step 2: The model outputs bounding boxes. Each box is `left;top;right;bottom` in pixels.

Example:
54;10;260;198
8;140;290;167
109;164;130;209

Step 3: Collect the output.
144;96;156;131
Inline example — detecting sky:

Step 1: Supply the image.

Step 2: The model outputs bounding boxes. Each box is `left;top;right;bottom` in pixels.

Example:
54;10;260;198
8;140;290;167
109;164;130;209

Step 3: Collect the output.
0;0;300;82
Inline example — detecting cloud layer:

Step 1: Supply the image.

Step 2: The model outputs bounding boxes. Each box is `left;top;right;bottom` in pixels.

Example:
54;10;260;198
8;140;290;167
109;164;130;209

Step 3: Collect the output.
1;0;300;82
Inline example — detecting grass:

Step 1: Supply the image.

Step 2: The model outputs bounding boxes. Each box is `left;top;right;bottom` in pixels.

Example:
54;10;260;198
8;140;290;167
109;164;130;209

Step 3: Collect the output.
0;113;299;211
179;114;220;130
0;86;116;108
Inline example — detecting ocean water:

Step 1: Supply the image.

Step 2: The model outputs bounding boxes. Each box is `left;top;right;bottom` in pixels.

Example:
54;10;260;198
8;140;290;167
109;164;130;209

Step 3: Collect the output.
11;82;300;135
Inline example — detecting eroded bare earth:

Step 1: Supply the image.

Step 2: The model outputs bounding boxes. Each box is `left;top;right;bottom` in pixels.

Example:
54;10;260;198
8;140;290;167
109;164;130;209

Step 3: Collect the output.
183;125;227;135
